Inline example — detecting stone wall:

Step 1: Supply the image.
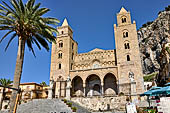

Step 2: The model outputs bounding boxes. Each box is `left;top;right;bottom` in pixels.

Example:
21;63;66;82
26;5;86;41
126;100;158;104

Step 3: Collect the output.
74;49;116;70
71;96;126;111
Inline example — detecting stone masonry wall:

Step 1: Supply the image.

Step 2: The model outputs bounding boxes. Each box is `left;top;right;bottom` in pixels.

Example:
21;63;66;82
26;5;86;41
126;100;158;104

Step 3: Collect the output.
71;96;126;111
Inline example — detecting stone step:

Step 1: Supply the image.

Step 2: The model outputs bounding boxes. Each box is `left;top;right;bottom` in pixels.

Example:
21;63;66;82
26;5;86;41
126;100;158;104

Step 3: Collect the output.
16;99;72;113
0;99;91;113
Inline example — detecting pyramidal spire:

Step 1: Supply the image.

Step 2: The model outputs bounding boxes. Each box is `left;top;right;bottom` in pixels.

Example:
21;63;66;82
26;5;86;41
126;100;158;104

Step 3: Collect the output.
119;7;127;13
62;18;69;26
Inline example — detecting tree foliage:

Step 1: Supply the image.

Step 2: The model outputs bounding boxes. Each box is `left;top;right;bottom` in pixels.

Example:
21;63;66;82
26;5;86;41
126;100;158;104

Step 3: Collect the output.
0;78;13;86
0;78;13;110
0;0;59;111
0;0;59;56
40;81;47;86
144;72;158;82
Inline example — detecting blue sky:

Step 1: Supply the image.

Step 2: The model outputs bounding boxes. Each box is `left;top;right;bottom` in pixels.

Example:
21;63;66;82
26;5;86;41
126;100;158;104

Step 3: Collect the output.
0;0;169;85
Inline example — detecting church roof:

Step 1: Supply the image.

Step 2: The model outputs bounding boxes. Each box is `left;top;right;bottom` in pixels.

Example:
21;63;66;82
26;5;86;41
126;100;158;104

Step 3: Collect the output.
89;48;105;53
62;18;69;26
119;7;128;14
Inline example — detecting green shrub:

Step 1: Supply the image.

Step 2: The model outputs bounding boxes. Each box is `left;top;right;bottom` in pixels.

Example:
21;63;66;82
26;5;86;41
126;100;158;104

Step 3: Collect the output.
67;102;72;107
144;72;158;82
63;99;67;103
72;106;77;112
118;92;124;96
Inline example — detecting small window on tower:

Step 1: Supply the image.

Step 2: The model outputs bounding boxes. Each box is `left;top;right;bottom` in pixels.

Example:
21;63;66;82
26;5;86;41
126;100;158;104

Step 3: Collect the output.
72;43;74;49
124;43;130;49
127;55;130;61
72;53;74;60
59;42;63;48
123;32;128;38
122;18;126;23
58;53;62;59
61;31;64;34
71;63;73;70
59;63;61;69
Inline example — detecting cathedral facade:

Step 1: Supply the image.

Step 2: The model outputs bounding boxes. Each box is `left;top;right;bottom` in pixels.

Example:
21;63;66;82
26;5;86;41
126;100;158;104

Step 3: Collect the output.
50;7;144;98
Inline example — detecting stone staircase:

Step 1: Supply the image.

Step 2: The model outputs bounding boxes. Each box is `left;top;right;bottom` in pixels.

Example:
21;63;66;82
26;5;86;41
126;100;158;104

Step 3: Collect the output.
16;99;72;113
0;99;92;113
67;100;91;113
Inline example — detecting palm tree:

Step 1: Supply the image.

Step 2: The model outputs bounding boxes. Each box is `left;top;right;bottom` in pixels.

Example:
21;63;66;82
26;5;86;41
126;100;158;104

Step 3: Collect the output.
0;0;59;112
40;81;48;87
0;78;13;110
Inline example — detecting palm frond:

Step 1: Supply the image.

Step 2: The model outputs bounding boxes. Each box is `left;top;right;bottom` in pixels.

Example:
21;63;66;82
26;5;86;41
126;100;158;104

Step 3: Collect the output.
10;0;21;17
0;19;12;25
0;30;13;43
31;3;41;14
34;33;49;51
5;33;17;51
34;8;50;16
0;15;14;23
0;0;59;55
0;78;13;86
0;1;19;19
26;0;35;10
18;0;25;14
1;1;15;14
32;37;41;50
0;26;13;30
26;38;36;56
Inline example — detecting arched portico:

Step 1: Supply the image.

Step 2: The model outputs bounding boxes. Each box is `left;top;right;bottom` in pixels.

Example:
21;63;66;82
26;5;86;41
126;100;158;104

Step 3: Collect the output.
85;74;101;96
71;76;84;97
104;73;118;96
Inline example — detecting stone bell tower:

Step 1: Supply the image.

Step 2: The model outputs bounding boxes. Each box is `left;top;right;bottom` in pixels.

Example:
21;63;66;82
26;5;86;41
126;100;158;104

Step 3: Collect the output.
114;7;144;94
50;18;78;97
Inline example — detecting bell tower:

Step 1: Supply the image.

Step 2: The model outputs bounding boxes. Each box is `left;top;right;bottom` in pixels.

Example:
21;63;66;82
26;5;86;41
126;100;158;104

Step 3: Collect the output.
114;7;144;94
50;18;78;97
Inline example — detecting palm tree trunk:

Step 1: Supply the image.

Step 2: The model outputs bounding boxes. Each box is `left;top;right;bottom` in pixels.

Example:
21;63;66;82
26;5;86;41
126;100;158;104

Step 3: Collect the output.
0;87;5;110
9;37;25;113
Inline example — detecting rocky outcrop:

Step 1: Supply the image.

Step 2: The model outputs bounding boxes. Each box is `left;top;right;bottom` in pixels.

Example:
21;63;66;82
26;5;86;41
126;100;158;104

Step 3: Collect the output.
138;10;170;74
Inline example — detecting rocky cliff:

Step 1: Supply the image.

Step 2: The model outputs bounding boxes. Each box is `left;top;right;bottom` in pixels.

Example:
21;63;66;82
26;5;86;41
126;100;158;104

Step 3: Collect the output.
138;7;170;74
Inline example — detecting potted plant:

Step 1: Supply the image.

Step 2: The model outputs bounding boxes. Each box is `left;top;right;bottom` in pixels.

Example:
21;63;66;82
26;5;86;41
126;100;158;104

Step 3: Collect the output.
118;92;124;96
63;99;67;103
67;102;72;107
72;106;77;112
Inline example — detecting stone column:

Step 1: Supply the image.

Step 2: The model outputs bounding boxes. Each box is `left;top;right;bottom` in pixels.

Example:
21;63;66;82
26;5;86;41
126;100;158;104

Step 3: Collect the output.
131;82;137;96
130;82;138;104
116;81;119;94
48;79;54;99
48;88;53;99
66;76;71;100
55;82;60;98
83;83;86;97
101;82;104;96
66;87;71;100
0;87;4;110
30;91;33;99
129;71;138;103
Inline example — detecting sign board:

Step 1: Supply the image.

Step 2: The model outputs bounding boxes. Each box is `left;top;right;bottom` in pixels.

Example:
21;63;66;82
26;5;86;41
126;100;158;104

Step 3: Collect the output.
157;97;170;113
126;102;137;113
